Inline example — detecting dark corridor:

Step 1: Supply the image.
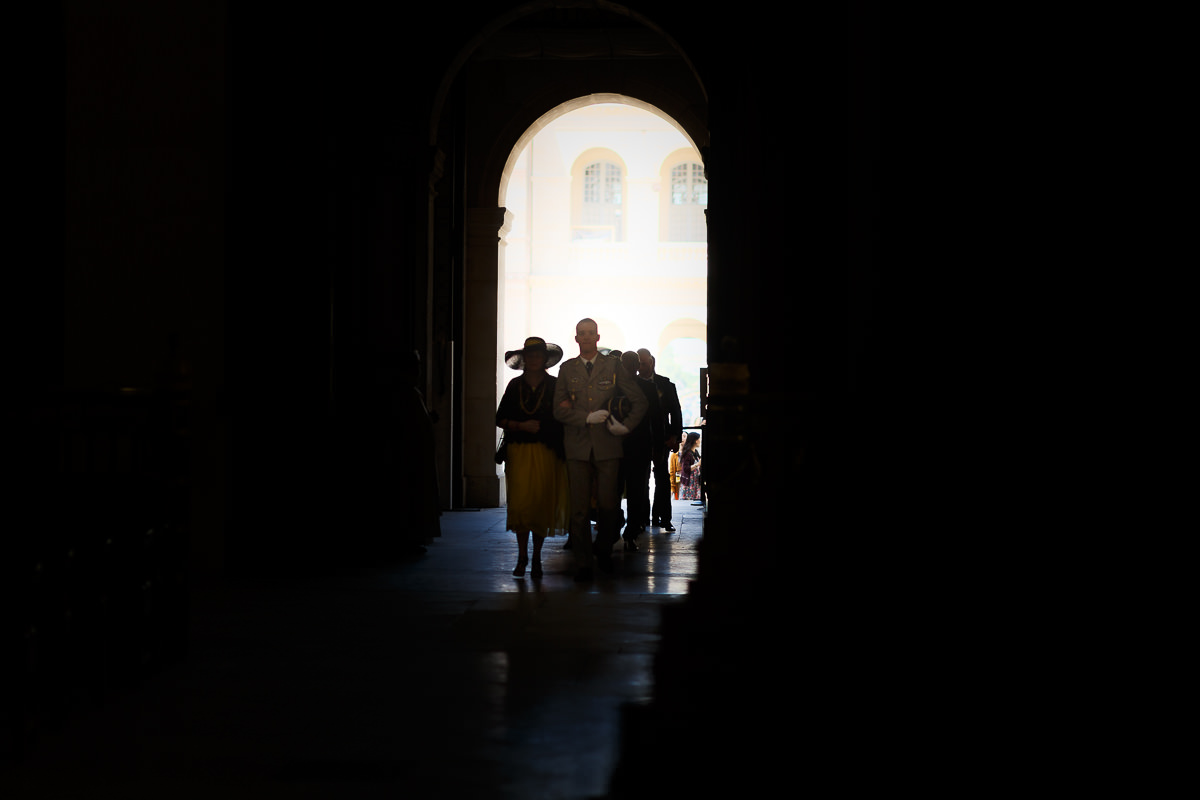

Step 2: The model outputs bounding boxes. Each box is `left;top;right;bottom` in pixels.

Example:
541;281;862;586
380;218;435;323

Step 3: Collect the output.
18;2;881;797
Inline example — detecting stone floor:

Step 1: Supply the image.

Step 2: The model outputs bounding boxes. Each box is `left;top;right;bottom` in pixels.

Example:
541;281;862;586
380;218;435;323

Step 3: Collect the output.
4;499;708;799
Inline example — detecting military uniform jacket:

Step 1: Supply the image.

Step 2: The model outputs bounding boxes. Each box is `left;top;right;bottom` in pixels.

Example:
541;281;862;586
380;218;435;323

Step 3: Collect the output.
553;353;649;461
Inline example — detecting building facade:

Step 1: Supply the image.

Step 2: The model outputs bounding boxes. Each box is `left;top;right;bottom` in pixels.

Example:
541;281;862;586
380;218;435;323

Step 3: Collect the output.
501;102;708;426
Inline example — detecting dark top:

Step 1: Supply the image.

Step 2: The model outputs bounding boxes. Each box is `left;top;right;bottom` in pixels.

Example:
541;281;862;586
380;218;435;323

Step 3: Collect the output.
622;377;661;461
651;374;683;446
496;374;565;460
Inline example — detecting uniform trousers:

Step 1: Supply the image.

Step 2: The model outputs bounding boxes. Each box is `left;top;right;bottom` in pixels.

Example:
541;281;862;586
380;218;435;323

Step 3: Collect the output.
567;454;622;563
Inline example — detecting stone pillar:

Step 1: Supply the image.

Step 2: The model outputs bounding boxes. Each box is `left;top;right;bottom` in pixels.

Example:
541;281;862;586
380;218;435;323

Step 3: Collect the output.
462;207;512;507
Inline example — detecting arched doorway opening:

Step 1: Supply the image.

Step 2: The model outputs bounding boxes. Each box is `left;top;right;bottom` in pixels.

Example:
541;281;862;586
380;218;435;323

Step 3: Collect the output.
493;97;708;509
497;97;706;390
438;6;709;509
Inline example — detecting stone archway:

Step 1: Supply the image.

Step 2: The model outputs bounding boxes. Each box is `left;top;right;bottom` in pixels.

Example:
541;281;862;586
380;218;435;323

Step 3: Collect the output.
496;93;703;207
438;5;709;507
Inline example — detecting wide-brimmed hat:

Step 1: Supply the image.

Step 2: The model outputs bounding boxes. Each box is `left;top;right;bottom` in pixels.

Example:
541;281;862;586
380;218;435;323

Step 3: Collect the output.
505;336;563;370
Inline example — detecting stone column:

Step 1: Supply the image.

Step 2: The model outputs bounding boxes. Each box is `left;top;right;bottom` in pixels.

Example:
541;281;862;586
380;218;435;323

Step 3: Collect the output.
462;207;512;507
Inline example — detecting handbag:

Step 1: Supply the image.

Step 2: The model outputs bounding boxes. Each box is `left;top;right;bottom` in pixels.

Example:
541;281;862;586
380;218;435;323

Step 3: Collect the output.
495;433;508;464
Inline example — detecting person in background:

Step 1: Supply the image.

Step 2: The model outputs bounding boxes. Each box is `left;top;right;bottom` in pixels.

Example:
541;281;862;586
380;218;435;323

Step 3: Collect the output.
636;349;682;531
669;435;682;500
618;350;660;552
495;337;569;579
679;430;702;501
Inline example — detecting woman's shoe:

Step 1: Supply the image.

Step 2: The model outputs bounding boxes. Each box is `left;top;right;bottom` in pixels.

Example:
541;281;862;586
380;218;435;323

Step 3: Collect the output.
513;557;528;577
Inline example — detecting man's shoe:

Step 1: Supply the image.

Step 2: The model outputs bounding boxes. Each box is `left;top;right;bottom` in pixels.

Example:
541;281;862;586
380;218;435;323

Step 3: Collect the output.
574;567;594;582
622;535;639;552
662;523;676;532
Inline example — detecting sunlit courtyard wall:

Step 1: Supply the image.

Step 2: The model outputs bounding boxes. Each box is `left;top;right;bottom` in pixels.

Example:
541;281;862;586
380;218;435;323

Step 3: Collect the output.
502;104;708;425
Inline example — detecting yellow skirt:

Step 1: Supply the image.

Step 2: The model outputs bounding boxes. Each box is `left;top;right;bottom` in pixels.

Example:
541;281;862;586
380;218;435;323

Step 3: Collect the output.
504;442;570;538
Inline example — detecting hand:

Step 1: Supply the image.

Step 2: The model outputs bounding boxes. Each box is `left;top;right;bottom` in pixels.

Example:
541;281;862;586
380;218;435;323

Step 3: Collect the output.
519;420;541;434
585;409;610;424
606;417;629;436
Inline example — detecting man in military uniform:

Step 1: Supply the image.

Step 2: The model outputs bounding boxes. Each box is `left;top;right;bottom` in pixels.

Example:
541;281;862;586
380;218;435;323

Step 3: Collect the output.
554;318;648;580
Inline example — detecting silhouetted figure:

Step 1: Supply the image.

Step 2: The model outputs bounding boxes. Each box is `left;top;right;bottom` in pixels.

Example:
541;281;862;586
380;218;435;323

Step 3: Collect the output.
495;337;569;579
637;349;683;531
553;319;648;580
680;431;702;501
618;350;661;551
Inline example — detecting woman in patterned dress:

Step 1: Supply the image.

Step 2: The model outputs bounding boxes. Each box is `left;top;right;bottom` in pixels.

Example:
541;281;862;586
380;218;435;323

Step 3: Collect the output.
679;431;702;501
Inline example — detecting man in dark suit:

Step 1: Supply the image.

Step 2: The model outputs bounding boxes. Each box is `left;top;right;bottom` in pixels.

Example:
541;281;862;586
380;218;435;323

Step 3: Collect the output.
618;350;661;551
554;319;648;580
637;349;683;532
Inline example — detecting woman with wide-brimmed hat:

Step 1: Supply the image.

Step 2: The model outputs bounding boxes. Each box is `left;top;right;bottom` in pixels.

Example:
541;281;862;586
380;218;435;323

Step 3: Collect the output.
495;336;570;578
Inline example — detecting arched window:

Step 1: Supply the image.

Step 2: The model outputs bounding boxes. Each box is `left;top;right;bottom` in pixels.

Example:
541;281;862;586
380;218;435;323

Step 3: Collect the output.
578;160;623;241
667;161;707;242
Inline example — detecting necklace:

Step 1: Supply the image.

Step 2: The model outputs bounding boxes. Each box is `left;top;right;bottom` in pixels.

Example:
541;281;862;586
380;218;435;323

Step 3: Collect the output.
519;379;545;415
